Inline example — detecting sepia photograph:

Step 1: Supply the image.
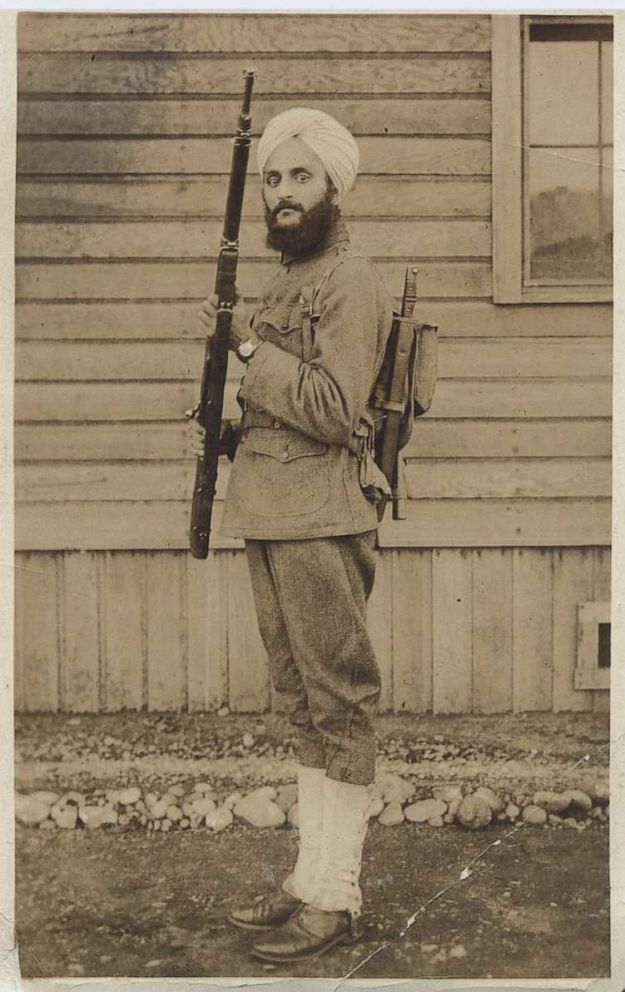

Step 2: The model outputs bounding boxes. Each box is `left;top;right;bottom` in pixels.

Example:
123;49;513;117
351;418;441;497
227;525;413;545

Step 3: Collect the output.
10;8;616;983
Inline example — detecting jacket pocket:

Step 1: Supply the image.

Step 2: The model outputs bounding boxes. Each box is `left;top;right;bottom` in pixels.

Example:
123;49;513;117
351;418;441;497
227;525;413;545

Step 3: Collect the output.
257;309;303;356
237;428;330;517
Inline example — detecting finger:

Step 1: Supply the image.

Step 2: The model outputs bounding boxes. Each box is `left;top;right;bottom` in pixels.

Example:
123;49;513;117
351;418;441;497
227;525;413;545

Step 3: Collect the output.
198;316;216;337
197;309;216;325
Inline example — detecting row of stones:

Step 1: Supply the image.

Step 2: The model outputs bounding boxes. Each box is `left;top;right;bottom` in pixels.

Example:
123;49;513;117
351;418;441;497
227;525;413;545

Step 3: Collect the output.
16;774;609;833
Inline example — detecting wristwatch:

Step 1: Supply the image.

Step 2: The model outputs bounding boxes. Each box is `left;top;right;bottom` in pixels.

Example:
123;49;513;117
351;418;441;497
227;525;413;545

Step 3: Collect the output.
236;337;262;363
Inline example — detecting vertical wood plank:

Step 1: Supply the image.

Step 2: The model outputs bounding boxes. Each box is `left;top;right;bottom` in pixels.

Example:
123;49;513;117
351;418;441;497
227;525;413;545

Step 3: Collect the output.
593;547;611;600
552;549;594;712
368;549;393;712
593;547;611;712
187;550;228;712
432;549;473;713
391;549;433;713
15;552;61;711
472;549;513;713
512;549;553;711
146;552;186;710
593;692;610;713
60;551;100;712
227;550;270;712
14;554;25;711
101;551;144;711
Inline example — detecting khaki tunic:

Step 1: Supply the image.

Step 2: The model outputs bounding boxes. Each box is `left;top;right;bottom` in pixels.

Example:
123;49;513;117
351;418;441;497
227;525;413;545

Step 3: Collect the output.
220;220;394;540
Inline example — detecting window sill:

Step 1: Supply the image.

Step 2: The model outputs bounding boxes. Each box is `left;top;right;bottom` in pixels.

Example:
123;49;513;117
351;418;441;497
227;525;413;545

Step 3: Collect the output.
496;286;613;305
574;667;609;690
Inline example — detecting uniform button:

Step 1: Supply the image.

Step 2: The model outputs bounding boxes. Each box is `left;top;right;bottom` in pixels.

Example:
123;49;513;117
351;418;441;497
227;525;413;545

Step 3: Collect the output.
273;419;282;429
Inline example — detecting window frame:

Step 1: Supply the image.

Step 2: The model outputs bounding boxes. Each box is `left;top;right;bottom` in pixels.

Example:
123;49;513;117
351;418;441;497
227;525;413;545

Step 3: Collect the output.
574;601;610;691
492;14;613;304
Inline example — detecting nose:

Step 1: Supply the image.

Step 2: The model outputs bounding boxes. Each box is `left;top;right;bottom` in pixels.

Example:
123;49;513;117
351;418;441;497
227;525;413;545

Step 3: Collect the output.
275;176;296;200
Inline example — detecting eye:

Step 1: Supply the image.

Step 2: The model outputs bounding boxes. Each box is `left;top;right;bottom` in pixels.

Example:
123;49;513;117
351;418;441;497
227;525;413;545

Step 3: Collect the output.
295;172;310;183
265;175;279;188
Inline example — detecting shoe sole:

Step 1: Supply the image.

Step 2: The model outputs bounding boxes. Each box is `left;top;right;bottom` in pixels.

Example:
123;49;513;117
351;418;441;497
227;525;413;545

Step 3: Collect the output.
227;910;300;932
250;930;355;963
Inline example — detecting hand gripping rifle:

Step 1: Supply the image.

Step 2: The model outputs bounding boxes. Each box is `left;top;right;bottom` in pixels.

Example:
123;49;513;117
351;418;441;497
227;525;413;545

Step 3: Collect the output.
189;68;255;559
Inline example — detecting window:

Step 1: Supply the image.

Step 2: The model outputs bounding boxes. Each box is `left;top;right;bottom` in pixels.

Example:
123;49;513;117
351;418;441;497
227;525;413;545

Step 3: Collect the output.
492;16;613;303
575;601;610;690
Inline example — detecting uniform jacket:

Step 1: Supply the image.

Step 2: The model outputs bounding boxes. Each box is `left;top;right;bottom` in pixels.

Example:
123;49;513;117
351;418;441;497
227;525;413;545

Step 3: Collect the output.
220;217;394;540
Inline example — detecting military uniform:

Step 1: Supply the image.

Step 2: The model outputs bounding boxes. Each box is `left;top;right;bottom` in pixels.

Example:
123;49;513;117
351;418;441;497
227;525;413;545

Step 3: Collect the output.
221;218;393;786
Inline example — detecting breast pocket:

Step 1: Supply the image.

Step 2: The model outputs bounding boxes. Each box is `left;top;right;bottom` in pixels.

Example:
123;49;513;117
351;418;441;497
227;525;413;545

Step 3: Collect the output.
241;429;330;517
257;306;304;358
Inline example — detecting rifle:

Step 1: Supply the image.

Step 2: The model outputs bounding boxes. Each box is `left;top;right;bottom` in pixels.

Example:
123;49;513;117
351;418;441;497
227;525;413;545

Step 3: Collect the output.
373;268;438;522
189;68;255;559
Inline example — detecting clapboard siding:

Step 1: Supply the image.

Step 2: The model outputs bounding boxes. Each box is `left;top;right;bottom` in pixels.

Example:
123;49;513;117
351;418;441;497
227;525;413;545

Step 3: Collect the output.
14;419;613;462
15;500;610;552
15;302;612;339
17;137;491;176
17;14;492;53
15;338;612;380
14;547;609;714
14;458;612;504
15;13;611;715
16;219;492;259
18;99;492;137
18;56;491;97
16;177;492;219
14;380;612;424
16;261;494;301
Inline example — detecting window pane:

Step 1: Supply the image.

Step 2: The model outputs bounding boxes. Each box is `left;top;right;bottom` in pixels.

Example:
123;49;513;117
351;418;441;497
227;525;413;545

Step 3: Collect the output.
528;147;611;281
528;41;599;146
601;42;613;141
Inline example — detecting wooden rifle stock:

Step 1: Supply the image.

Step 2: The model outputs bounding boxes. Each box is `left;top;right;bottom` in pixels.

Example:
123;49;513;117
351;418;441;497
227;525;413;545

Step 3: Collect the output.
189;69;254;559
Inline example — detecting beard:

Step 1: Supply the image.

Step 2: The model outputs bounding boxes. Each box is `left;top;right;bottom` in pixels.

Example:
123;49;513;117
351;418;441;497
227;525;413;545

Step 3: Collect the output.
264;188;339;257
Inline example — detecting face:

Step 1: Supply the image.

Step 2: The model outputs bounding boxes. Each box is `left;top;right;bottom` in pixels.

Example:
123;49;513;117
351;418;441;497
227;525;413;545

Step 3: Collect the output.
262;136;340;256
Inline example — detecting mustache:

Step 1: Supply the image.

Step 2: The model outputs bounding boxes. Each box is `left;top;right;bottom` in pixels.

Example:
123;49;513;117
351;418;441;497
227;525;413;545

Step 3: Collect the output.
269;200;304;219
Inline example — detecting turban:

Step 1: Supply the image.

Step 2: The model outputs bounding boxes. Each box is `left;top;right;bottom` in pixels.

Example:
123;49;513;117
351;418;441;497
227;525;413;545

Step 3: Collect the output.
256;107;359;201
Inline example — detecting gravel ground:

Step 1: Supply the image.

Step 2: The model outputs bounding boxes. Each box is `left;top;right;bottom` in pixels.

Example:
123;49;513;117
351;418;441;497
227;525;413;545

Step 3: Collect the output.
14;710;611;980
16;820;609;980
15;710;610;796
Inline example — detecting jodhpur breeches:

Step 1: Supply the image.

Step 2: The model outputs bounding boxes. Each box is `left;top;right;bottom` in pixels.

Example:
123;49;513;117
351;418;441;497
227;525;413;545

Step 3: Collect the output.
245;532;380;785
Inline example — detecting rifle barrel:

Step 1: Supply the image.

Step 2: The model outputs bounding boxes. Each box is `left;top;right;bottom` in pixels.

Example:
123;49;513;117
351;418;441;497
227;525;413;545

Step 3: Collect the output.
189;70;254;559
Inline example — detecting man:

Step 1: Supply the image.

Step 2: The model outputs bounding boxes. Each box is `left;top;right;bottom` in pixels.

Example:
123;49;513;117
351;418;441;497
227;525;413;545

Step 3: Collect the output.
193;107;393;962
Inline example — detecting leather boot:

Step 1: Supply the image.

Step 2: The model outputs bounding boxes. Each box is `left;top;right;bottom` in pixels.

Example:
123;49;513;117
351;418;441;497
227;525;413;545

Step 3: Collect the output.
250;905;355;962
227;890;302;931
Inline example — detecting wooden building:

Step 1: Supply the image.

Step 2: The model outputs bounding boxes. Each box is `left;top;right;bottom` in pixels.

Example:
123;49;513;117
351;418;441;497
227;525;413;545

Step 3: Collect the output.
14;13;612;714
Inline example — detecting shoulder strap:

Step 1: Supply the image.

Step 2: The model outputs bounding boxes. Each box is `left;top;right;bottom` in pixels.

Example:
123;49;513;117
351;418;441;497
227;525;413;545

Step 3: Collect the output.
299;248;368;361
300;284;315;362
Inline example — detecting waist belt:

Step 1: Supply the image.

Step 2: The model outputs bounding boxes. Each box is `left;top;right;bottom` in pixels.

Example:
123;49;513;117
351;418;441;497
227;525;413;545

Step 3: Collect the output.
241;409;288;431
241;409;365;455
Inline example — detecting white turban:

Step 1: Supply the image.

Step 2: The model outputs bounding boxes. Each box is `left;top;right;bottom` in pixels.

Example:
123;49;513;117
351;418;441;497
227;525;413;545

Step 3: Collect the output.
256;107;359;201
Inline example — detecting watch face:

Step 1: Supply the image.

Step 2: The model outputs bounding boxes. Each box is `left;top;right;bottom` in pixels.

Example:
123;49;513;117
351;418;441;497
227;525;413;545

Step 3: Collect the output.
240;340;256;358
